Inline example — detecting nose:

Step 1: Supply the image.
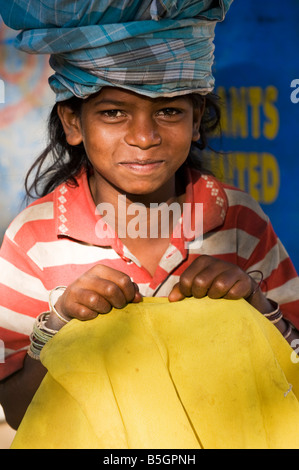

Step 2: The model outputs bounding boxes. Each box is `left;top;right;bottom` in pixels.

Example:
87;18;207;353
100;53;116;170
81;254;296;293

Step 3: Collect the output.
124;115;161;149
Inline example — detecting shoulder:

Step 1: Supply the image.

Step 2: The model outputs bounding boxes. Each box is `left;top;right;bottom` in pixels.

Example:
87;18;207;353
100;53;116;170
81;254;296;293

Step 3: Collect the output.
3;172;87;253
188;168;271;235
5;192;55;245
220;181;269;223
191;169;269;223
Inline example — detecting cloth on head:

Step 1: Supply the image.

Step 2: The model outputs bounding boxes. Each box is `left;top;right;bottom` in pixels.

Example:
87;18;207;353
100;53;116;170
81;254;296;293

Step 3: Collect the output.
0;0;233;101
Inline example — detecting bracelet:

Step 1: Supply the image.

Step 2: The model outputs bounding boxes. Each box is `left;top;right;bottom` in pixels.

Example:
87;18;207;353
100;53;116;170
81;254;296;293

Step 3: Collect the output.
262;299;294;340
247;270;264;298
49;286;69;324
283;321;293;340
263;301;283;324
27;312;58;360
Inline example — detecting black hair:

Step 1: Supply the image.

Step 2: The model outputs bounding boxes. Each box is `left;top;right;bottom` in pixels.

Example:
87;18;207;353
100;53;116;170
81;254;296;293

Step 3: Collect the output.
24;92;221;200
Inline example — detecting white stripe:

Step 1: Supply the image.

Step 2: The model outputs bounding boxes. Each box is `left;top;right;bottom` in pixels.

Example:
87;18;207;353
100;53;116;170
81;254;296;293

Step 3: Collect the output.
246;240;289;278
224;188;268;222
267;278;299;304
0;258;48;302
154;275;180;297
123;246;141;267
0;306;35;335
4;346;29;359
27;239;121;269
138;283;154;297
6;202;54;241
189;228;259;259
159;245;184;273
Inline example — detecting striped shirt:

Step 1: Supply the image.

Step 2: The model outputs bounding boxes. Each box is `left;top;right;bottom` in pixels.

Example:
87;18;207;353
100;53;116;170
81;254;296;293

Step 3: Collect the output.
1;167;299;380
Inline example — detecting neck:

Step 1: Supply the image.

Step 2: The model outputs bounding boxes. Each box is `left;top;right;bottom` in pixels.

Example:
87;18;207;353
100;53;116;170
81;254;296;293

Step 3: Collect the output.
89;171;186;241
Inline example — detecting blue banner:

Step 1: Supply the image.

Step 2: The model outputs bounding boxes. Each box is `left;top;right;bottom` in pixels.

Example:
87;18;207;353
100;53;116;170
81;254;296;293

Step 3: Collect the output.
206;0;299;271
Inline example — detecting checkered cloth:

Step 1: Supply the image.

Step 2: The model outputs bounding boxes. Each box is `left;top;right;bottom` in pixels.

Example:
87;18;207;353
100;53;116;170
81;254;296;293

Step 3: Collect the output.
0;0;233;101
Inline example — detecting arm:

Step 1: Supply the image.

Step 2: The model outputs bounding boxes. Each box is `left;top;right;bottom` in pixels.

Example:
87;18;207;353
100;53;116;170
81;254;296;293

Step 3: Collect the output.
0;356;47;430
0;265;142;430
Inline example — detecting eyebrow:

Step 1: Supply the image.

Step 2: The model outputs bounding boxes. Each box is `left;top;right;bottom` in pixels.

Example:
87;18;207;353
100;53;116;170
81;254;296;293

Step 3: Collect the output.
92;99;127;107
92;96;189;108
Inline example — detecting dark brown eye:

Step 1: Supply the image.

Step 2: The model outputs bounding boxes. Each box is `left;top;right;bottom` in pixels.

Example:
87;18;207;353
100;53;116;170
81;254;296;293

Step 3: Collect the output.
102;109;124;118
157;108;181;117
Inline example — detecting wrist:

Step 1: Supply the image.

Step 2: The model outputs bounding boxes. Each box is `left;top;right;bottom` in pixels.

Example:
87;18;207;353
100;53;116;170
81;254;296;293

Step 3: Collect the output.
48;286;71;325
246;288;294;341
45;309;67;331
258;297;293;341
274;317;292;339
246;286;274;314
27;312;59;361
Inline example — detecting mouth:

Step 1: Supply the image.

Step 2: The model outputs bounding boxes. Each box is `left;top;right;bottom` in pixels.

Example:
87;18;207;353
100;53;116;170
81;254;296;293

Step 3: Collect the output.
118;160;165;173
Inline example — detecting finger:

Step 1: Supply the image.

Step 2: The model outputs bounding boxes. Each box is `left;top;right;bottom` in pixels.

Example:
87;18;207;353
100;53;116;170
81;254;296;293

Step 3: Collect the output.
89;266;137;303
93;279;129;309
132;283;143;303
168;282;186;302
84;280;142;310
183;264;228;298
72;300;112;319
222;277;253;300
57;286;113;320
76;288;118;314
178;255;218;297
62;279;128;318
205;269;252;299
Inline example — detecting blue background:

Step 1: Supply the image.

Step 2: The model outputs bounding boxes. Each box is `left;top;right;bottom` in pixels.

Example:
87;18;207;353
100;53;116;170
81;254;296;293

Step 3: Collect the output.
209;0;299;270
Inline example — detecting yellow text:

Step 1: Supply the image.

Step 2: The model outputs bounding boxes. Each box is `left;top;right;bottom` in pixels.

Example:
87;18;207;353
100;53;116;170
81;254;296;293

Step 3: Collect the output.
216;86;279;140
202;151;280;204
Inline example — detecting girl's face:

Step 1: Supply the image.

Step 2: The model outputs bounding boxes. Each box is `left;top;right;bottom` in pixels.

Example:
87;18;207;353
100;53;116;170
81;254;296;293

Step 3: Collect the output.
58;87;202;203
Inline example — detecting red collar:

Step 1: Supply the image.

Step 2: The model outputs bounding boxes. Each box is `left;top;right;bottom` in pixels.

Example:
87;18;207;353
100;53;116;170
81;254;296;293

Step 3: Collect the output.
54;167;228;253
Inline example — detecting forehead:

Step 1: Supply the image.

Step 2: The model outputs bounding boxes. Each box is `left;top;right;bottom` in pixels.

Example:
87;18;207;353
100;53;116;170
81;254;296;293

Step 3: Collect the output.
85;86;194;108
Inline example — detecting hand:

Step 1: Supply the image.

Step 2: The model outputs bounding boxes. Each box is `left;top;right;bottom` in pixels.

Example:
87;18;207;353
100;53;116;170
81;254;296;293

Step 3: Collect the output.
51;265;142;323
168;255;256;302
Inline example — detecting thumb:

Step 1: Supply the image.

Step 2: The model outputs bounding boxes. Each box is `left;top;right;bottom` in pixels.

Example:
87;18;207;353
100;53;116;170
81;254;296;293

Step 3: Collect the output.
168;282;186;303
132;282;143;303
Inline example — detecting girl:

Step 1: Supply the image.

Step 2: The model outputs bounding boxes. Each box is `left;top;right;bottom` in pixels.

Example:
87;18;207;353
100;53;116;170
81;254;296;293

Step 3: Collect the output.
1;0;299;448
1;84;299;431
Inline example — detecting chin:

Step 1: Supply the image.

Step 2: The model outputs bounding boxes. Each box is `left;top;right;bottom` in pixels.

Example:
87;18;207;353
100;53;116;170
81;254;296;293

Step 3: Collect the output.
125;187;156;196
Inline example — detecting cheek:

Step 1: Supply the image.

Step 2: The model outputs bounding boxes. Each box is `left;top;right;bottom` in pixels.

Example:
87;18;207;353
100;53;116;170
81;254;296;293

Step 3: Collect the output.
81;128;115;160
166;126;194;154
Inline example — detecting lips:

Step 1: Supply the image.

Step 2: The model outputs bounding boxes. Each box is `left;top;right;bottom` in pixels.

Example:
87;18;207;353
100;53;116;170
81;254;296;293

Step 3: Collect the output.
119;160;165;173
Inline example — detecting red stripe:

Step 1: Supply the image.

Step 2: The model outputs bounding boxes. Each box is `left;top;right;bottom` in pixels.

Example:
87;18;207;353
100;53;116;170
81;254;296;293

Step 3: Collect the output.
280;299;299;327
262;258;297;291
0;327;30;351
0;350;27;381
0;284;48;317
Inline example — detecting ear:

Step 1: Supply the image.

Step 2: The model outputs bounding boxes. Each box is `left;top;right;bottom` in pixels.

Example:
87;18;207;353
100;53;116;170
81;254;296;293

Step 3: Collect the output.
57;103;83;146
192;98;205;142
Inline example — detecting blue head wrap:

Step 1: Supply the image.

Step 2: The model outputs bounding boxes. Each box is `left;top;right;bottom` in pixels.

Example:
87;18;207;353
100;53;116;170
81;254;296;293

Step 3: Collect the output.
0;0;233;101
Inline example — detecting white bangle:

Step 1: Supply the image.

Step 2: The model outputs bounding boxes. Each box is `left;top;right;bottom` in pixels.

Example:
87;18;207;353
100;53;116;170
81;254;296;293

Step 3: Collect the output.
262;299;282;323
27;311;58;360
48;286;69;324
